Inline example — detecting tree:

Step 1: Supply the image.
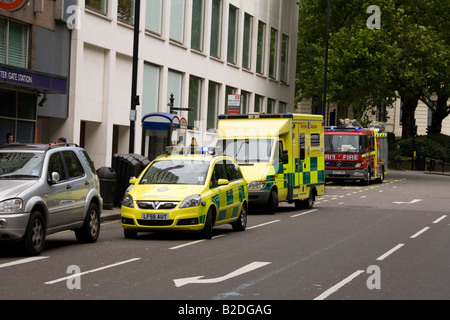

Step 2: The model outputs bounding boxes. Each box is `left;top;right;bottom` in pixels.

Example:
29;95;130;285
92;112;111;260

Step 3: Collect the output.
296;0;450;137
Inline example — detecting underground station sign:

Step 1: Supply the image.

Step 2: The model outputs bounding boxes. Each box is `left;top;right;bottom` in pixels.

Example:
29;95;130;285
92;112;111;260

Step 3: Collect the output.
0;0;30;12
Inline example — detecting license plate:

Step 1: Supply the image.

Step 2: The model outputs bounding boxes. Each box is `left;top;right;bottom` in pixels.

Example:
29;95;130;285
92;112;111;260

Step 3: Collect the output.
333;171;345;175
141;213;168;221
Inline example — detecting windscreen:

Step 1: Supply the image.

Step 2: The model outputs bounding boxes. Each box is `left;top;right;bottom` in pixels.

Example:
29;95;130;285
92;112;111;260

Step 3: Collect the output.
325;135;365;153
219;139;274;163
0;152;44;179
140;160;210;185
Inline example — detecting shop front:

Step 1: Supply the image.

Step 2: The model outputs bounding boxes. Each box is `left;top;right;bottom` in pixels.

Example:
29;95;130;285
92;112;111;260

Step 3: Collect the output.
0;64;67;144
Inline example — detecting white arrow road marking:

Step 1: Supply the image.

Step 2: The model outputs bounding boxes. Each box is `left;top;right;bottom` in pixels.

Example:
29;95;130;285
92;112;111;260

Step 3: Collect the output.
173;261;271;288
393;199;423;204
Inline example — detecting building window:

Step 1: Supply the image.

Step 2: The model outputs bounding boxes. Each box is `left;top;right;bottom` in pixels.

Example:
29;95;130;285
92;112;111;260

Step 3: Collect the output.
207;81;220;131
280;34;289;83
225;86;237;114
117;0;135;24
241;91;250;114
170;0;186;44
267;98;275;113
0;90;36;143
167;70;183;112
142;63;160;115
279;102;287;113
210;0;222;58
0;18;28;68
227;5;238;64
188;76;202;130
242;14;253;70
145;0;163;35
254;95;263;112
256;21;266;75
191;0;204;51
86;0;107;14
269;28;278;79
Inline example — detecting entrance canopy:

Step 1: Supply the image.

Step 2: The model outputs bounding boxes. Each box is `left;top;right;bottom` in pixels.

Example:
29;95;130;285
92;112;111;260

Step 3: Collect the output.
142;112;187;130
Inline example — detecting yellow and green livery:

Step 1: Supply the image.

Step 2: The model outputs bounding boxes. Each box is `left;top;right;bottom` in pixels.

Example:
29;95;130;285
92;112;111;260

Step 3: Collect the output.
217;113;325;214
121;148;248;239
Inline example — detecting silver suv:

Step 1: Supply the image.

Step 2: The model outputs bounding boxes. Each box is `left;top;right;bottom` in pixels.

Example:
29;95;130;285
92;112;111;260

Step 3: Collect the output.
0;143;103;255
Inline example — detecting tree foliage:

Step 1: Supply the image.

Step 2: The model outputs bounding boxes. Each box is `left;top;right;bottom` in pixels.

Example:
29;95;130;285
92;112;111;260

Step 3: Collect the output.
296;0;449;137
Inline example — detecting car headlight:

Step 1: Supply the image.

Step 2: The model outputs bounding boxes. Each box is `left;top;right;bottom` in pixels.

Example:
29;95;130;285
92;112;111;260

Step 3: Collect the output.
248;180;266;190
180;195;202;209
122;194;134;208
355;162;362;168
0;199;23;213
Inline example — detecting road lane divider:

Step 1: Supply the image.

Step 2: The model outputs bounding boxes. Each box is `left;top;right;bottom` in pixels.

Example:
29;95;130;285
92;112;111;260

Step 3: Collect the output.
290;209;318;218
0;256;49;269
169;235;225;250
313;270;365;300
376;244;404;261
410;227;430;239
45;258;141;285
246;220;280;230
433;215;447;224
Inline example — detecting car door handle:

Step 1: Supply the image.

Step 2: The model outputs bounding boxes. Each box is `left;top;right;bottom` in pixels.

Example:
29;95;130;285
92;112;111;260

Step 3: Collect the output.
66;185;72;190
85;181;90;185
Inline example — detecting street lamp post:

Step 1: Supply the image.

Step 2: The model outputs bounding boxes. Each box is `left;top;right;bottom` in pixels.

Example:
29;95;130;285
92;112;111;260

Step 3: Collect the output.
129;0;141;154
323;0;331;125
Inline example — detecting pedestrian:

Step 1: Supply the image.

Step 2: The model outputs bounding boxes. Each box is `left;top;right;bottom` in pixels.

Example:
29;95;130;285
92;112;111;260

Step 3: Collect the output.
191;137;197;146
57;137;67;144
5;133;14;144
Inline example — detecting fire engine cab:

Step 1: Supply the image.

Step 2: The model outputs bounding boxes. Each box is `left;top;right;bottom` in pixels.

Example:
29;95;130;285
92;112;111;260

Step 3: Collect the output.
324;119;388;185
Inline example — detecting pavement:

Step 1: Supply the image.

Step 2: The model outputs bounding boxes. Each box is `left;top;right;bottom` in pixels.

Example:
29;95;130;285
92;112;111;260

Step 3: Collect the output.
100;207;122;222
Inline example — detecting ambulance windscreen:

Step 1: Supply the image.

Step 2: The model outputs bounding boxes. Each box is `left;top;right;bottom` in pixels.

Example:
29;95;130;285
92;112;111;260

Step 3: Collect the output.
220;139;274;164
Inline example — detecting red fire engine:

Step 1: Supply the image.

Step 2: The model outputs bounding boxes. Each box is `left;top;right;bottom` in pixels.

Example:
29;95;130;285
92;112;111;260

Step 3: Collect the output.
324;119;388;185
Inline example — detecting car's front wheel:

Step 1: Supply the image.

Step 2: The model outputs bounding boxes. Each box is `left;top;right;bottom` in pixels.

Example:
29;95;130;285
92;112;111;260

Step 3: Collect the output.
22;211;45;256
232;203;247;231
200;208;214;239
75;203;100;243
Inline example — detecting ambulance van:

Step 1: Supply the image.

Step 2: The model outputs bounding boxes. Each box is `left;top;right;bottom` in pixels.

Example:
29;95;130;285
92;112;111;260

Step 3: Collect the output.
217;113;325;214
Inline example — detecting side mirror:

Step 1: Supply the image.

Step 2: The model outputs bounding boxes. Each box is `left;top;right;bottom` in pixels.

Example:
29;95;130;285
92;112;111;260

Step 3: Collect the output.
217;179;229;186
281;150;289;164
129;177;137;184
50;172;60;184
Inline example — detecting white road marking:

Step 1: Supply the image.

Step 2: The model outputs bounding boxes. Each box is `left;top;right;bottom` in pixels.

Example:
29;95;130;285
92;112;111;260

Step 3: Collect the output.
246;220;280;230
174;261;271;287
169;235;225;250
45;258;141;284
290;209;317;218
433;215;447;224
393;199;422;204
0;256;49;269
376;244;404;261
313;270;365;300
410;227;430;239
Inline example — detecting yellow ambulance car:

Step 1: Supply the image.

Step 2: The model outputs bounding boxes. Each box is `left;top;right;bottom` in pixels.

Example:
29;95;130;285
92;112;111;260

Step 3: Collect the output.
121;147;248;239
217;113;325;214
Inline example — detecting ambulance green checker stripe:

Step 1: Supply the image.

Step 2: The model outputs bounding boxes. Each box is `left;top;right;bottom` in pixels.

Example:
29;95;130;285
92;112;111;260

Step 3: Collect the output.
262;156;325;190
211;186;245;222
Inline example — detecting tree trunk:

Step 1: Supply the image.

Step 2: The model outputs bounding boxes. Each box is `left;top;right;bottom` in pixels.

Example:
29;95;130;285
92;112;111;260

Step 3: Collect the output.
428;94;449;135
401;94;420;139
